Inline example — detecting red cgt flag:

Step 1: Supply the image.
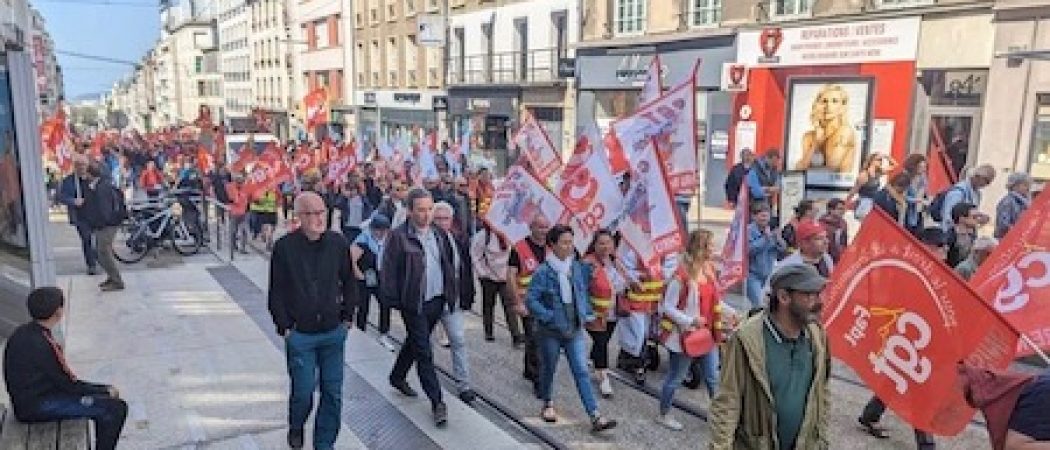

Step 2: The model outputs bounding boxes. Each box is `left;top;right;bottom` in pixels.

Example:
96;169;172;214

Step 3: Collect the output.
230;142;259;174
821;208;1020;436
242;146;292;199
303;88;328;131
971;189;1050;356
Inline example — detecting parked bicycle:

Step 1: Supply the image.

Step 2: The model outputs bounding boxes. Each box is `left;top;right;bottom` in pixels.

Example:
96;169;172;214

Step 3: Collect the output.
114;193;202;263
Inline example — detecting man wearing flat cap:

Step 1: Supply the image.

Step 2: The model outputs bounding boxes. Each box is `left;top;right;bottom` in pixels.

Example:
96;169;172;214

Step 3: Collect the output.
709;264;831;450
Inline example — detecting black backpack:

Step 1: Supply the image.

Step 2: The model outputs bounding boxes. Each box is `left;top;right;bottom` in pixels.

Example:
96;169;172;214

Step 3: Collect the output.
928;186;961;223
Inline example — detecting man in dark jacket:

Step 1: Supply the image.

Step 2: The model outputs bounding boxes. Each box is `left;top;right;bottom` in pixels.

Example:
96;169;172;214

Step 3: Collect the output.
724;148;754;207
80;162;125;291
3;287;127;450
56;156;96;275
380;188;459;426
268;191;356;450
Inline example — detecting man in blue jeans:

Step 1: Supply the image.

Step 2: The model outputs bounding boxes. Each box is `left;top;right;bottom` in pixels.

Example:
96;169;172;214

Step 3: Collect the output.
56;156;97;275
3;287;127;450
269;192;356;449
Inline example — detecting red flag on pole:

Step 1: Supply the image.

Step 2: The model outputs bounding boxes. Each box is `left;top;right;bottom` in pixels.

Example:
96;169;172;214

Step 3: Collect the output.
303;88;329;131
718;181;749;291
822;209;1020;436
970;189;1050;358
242;146;293;199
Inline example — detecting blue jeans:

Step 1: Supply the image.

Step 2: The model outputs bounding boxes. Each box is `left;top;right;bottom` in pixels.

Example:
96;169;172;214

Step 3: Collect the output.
75;220;97;270
660;350;721;415
285;325;347;449
440;308;471;393
745;274;767;309
18;393;127;450
538;328;599;418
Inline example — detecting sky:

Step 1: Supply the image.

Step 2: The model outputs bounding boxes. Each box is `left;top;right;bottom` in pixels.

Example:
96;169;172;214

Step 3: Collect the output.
35;0;160;99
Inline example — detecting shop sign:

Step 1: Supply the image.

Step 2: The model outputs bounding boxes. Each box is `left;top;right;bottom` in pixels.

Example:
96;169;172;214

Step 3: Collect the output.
432;96;448;111
721;63;748;92
738;17;920;67
468;98;490;111
363;92;376;105
615;53;652;84
394;92;422;103
557;58;576;79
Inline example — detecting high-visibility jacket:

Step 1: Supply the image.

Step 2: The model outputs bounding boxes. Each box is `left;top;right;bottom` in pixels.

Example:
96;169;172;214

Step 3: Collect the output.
659;268;723;348
514;239;543;293
625;278;664;314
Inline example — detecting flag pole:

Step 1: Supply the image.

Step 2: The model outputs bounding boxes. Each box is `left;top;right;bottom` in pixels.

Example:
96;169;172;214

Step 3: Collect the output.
1020;335;1050;366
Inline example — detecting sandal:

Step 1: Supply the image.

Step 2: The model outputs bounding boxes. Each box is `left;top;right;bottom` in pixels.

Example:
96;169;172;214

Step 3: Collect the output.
858;417;890;439
591;415;618;433
541;406;558;423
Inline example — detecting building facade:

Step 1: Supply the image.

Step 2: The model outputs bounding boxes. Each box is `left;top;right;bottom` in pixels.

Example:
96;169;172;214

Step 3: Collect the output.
218;0;253;124
28;8;62;119
353;0;447;150
249;0;295;138
447;0;578;172
979;0;1050;210
288;0;353;139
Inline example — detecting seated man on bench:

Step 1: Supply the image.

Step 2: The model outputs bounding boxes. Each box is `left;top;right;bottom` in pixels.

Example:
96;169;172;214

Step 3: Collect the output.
3;287;127;450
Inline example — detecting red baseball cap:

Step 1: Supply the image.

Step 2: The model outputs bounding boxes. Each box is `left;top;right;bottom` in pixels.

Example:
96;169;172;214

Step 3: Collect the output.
796;219;827;242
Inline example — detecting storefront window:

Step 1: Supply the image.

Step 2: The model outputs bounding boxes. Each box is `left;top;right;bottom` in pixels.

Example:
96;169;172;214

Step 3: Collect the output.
0;55;29;275
919;70;986;107
1030;95;1050;181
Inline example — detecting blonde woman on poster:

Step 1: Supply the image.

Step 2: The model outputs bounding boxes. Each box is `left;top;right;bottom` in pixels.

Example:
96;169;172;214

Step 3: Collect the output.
795;84;858;173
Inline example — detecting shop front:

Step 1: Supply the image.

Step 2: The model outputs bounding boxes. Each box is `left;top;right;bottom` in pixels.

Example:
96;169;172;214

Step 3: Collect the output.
355;90;445;149
447;87;520;174
575;35;736;207
730;17;920;201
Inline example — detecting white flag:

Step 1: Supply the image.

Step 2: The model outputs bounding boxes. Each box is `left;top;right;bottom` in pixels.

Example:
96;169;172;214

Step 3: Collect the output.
485;166;571;245
616;140;685;277
637;55;663;107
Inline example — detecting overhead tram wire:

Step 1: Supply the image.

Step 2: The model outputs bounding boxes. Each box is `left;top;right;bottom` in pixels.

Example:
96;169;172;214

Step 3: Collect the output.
55;50;140;67
35;0;156;7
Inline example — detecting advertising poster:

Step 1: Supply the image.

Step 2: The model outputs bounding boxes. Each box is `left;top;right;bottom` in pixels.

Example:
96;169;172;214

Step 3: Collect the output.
0;57;27;260
784;78;872;188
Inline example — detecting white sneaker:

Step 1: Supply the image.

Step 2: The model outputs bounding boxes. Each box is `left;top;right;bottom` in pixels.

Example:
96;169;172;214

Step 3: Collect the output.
656;414;683;431
378;334;397;352
599;374;614;398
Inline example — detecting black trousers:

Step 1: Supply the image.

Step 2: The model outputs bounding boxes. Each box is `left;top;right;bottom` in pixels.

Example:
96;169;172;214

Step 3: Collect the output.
861;396;935;445
588;321;617;370
75;221;97;270
480;279;520;339
390;299;445;405
19;393;128;450
353;283;390;334
522;317;543;385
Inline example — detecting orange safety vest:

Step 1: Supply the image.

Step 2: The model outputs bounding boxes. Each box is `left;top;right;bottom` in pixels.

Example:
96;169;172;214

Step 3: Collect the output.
585;256;615;331
514;239;542;292
659;268;723;344
625;277;664;314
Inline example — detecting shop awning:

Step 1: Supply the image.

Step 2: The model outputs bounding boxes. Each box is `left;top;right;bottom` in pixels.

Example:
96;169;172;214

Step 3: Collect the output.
995;48;1050;61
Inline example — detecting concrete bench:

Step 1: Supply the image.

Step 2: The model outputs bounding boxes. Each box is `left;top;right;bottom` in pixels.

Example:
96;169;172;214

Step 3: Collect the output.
0;406;90;450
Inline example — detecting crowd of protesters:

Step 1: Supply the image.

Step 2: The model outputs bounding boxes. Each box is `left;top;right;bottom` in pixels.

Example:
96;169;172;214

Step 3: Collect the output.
31;128;1050;450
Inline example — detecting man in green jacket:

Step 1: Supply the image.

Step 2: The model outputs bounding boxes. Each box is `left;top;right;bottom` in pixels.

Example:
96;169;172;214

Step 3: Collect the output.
709;264;831;450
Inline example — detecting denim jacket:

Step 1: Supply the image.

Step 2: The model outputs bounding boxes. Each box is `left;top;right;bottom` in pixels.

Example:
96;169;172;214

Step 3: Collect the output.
748;223;785;280
526;260;596;337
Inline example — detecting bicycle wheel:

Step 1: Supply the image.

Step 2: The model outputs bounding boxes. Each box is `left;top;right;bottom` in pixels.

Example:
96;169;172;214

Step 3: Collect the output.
171;219;202;255
114;221;150;263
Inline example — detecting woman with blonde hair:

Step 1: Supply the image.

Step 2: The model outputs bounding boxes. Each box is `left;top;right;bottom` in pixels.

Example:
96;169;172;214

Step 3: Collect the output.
655;228;723;430
796;84;858;173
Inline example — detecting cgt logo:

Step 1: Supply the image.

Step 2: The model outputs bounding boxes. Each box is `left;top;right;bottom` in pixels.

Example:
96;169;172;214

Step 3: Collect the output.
990;248;1050;314
759;28;783;62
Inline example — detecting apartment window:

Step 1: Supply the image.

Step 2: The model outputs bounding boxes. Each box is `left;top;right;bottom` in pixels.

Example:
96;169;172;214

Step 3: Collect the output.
615;0;646;35
771;0;811;17
405;35;418;85
370;6;379;23
372;39;381;85
387;2;397;21
387;37;399;86
691;0;721;26
197;81;206;97
404;0;415;15
195;56;204;74
552;11;567;59
316;20;329;48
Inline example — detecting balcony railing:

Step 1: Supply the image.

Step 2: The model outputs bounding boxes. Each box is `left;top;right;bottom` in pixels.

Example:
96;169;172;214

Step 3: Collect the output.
447;48;563;86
